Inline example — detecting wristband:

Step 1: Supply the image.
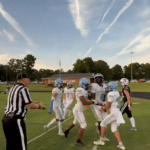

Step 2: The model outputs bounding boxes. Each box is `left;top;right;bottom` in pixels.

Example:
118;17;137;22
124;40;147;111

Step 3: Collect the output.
128;105;131;108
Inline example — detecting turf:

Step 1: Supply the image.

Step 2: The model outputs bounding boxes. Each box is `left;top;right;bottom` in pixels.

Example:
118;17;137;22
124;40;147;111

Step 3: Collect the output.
1;83;150;93
0;92;150;150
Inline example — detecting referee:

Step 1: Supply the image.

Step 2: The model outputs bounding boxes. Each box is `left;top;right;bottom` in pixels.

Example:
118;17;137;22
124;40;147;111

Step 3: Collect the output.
2;73;45;150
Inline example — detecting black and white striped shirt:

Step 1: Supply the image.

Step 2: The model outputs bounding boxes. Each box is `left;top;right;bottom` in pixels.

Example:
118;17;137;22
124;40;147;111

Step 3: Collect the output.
5;83;32;119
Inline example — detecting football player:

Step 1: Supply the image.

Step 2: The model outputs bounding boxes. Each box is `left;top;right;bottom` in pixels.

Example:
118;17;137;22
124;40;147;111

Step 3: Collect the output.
90;73;108;140
63;78;96;146
44;78;64;135
63;82;75;119
119;78;137;131
94;81;125;150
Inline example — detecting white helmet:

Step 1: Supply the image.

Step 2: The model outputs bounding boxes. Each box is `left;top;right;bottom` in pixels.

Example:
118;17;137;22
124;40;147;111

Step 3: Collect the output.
120;78;129;86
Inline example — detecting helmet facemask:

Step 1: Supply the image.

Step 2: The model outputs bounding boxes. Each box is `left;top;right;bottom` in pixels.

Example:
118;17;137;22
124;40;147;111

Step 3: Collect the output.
95;77;103;84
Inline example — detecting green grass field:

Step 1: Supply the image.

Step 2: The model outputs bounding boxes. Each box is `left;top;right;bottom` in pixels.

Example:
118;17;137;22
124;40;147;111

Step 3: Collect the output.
0;92;150;150
1;83;150;93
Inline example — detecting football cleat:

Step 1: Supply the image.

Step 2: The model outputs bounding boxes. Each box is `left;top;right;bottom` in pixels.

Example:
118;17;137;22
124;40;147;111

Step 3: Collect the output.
104;137;109;141
44;125;48;132
75;141;85;146
94;140;105;145
64;130;69;138
58;131;65;136
117;144;125;150
127;127;137;131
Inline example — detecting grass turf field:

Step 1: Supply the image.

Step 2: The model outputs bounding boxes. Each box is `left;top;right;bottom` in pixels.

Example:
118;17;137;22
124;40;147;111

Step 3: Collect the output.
0;92;150;150
0;83;150;92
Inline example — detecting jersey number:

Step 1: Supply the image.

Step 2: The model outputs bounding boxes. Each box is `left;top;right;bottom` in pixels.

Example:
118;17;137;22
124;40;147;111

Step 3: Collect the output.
116;97;120;108
67;93;70;97
100;94;105;102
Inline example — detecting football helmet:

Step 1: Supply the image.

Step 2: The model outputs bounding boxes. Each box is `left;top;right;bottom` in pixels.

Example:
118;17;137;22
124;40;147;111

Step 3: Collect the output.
54;78;64;88
94;73;104;84
79;78;90;90
108;81;118;91
120;78;129;86
67;82;73;89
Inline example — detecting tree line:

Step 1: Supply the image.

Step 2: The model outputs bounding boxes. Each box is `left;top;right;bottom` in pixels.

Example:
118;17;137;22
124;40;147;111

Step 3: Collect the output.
0;55;150;82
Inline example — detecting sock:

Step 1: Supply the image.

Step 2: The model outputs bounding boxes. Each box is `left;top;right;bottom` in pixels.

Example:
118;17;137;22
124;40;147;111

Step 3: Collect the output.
47;118;56;128
119;142;123;145
130;117;135;128
58;121;63;132
76;139;81;143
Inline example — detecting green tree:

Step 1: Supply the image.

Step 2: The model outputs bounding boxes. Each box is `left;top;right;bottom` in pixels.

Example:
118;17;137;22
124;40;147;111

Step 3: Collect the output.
73;59;86;73
94;60;111;80
23;54;36;77
83;57;95;73
111;64;123;80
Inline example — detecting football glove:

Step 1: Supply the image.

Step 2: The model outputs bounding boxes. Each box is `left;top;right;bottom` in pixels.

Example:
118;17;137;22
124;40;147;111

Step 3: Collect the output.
48;100;54;114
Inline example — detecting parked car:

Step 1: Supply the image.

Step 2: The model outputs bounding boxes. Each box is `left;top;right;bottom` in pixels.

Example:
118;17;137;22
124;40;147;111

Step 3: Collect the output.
130;79;138;83
146;80;150;83
138;79;145;83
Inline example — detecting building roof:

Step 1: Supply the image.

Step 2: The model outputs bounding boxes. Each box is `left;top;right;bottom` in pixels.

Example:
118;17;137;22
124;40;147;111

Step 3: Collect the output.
42;73;94;79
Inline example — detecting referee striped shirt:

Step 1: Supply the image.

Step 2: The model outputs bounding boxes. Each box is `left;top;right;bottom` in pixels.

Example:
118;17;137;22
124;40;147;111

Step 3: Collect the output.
5;83;32;119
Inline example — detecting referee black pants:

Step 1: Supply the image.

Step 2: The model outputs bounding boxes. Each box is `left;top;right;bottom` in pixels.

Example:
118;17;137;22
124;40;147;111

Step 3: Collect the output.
2;118;27;150
120;102;132;118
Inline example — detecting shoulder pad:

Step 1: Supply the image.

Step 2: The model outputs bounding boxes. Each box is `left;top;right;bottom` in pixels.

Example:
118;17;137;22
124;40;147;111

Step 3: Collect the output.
124;86;130;91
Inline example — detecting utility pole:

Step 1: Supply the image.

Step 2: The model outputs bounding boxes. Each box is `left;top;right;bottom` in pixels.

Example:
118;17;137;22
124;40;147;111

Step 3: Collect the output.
130;52;133;80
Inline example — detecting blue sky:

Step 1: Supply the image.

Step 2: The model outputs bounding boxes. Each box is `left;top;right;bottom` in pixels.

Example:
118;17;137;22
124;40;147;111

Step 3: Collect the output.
0;0;150;71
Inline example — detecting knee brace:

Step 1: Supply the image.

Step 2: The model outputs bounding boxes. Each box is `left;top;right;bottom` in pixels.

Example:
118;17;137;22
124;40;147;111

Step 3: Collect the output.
81;122;87;129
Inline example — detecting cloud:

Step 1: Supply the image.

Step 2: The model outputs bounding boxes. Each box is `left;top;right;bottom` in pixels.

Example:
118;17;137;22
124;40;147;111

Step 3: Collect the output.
3;30;14;42
111;27;150;60
68;0;106;37
0;54;11;64
34;61;57;71
0;3;36;46
140;8;150;17
68;0;89;36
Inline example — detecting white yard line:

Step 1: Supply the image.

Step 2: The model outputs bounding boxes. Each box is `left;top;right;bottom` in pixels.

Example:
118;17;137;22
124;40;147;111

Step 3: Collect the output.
92;145;98;150
27;108;87;144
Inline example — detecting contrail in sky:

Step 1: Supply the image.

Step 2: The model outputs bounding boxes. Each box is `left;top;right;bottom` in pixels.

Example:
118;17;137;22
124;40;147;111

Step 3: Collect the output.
76;0;80;20
0;3;36;47
82;47;93;58
83;0;134;58
110;27;150;60
3;30;14;42
96;0;134;43
101;0;116;23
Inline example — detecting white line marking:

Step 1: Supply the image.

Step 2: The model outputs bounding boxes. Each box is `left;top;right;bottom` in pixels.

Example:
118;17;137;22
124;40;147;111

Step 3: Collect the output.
92;145;98;150
27;108;87;144
132;102;140;104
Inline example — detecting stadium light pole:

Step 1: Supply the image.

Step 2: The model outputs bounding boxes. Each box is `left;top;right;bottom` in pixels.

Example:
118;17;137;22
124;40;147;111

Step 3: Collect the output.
130;52;133;80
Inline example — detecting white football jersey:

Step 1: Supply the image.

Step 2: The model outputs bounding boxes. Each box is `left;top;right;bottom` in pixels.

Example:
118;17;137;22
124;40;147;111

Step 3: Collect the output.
107;91;120;113
64;87;75;101
90;83;106;103
74;87;88;111
52;87;62;106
